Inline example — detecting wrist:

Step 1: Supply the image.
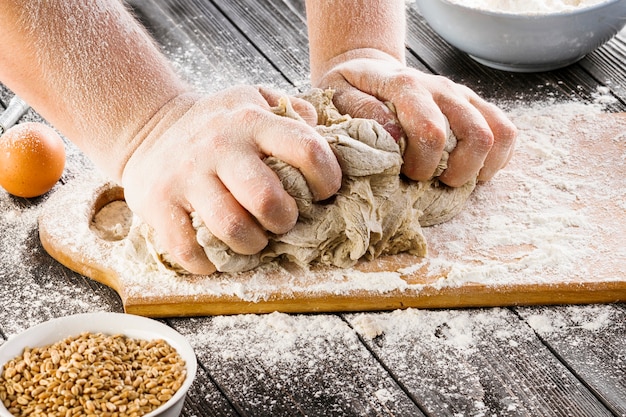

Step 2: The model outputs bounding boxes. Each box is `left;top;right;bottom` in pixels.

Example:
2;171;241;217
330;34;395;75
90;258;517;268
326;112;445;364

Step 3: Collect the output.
117;92;201;185
310;48;405;88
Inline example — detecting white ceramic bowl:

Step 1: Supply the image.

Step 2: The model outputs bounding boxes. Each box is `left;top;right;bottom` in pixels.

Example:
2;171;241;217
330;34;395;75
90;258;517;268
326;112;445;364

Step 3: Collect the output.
0;312;197;417
415;0;626;72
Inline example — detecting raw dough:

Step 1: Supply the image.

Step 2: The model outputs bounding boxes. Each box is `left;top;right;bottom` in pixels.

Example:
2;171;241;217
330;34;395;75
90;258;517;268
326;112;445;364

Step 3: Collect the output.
129;89;476;274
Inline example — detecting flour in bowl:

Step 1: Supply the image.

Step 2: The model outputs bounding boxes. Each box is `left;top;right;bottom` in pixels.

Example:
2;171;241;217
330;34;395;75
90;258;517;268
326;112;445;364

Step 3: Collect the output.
447;0;611;14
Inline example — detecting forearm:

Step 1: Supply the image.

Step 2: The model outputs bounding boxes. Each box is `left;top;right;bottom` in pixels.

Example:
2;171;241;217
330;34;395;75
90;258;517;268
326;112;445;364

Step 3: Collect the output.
0;0;189;181
305;0;407;86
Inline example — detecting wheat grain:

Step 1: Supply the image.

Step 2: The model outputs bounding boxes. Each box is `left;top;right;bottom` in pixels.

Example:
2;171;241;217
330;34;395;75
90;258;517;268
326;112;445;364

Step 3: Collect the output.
0;332;186;417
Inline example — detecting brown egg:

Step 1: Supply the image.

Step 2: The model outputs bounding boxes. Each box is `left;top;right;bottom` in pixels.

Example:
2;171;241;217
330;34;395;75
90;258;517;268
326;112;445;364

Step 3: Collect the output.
0;122;66;198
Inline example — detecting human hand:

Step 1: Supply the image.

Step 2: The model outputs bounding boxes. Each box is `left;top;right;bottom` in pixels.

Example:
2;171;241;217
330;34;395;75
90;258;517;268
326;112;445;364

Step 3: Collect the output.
121;86;342;274
313;54;517;187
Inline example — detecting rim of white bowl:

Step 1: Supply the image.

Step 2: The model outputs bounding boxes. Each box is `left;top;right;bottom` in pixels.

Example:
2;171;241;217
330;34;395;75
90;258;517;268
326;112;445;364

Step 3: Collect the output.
0;312;197;417
432;0;624;18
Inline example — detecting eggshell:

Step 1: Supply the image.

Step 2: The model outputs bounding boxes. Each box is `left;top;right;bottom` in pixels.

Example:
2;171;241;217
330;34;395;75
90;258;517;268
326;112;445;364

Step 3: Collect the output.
0;122;66;198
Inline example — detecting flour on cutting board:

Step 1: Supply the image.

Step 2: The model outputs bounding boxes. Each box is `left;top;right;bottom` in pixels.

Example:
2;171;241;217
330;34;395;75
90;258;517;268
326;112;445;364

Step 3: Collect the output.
52;99;624;302
411;99;615;288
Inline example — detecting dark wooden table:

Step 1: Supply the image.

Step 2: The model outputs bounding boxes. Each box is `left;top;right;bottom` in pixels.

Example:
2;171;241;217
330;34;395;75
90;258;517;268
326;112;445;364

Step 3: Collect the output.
1;1;625;416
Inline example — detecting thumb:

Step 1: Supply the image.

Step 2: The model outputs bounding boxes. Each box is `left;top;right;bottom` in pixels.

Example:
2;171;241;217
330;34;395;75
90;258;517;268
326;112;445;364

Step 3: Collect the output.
331;88;405;142
258;86;318;126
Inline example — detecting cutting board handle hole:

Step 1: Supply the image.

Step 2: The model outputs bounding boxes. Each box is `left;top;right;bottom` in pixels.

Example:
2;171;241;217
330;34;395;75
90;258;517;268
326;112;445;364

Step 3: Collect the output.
89;184;131;242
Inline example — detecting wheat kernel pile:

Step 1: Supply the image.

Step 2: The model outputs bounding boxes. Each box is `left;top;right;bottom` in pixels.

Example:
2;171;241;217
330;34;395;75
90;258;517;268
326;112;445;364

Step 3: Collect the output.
0;332;187;417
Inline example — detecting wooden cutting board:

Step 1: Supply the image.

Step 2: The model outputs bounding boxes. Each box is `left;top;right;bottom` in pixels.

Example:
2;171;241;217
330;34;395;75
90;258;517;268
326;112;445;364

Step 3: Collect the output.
38;109;626;317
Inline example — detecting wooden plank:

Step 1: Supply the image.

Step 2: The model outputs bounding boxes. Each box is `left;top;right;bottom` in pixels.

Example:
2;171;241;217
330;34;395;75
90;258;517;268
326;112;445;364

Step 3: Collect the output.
344;308;614;416
134;4;626;415
0;174;237;417
580;30;626;104
0;117;123;337
212;0;432;82
137;0;438;92
168;314;426;416
130;0;294;92
0;215;123;336
515;305;626;416
128;1;227;93
117;3;427;415
211;0;311;87
0;186;238;416
178;363;240;417
406;5;556;101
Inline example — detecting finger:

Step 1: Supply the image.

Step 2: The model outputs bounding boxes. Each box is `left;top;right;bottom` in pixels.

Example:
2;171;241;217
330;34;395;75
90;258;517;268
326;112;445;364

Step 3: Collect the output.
394;94;449;181
437;101;495;187
147;204;217;275
251;113;342;201
190;174;269;255
332;87;405;141
290;97;319;126
332;63;448;179
258;86;318;126
470;99;518;181
215;151;299;234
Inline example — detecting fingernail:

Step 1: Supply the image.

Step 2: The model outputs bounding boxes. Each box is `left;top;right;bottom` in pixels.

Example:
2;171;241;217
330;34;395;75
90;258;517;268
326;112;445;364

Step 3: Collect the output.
383;121;405;143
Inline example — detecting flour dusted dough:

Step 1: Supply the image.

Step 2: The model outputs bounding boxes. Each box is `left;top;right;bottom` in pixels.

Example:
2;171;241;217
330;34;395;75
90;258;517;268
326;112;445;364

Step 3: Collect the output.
130;89;476;274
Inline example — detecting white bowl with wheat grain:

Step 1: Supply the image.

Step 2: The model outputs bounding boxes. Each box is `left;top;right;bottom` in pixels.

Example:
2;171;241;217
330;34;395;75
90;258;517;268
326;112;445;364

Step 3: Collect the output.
0;312;197;417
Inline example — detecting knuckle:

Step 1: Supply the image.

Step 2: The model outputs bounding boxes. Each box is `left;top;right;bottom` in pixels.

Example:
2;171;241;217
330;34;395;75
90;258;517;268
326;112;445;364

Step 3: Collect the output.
236;105;265;126
208;132;230;151
417;121;448;151
391;71;418;88
217;212;249;243
429;74;458;91
214;212;267;254
225;104;265;129
250;187;298;233
169;243;200;266
255;181;279;204
472;128;495;153
500;121;519;144
296;133;331;164
249;185;281;216
401;149;437;181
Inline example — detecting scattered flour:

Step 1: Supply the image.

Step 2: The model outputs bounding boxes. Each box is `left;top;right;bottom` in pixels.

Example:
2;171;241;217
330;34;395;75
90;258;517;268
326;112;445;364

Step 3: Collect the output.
408;98;625;290
447;0;612;14
0;191;115;337
373;388;395;404
169;312;420;414
350;308;513;352
526;304;616;334
592;85;619;105
4;98;623;415
525;314;564;334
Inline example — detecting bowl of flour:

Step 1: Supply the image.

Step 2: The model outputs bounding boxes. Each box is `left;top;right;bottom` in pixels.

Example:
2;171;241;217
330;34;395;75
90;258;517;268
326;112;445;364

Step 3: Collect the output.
414;0;626;72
